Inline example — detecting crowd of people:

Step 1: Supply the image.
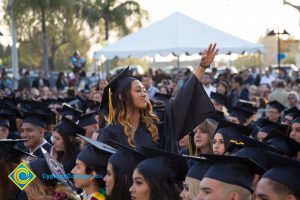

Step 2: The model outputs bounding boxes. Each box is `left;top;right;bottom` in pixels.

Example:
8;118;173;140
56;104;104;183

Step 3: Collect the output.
0;43;299;200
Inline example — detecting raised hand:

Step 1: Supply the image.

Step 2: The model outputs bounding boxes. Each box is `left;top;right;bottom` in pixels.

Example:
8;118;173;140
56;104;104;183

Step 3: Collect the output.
199;43;219;68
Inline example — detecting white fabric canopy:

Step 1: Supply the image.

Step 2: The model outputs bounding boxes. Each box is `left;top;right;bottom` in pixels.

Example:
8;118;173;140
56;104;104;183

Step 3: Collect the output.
94;12;264;59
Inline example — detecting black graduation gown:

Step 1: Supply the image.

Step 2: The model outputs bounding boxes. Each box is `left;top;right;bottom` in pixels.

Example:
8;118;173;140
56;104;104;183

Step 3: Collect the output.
22;142;52;158
62;146;81;175
98;75;215;153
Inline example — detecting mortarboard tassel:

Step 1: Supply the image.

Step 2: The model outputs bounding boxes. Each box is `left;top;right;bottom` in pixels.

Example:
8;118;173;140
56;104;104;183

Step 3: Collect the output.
108;88;115;124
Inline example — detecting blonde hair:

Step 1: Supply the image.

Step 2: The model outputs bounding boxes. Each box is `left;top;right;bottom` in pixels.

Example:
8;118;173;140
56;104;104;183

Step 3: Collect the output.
190;119;217;156
187;178;201;200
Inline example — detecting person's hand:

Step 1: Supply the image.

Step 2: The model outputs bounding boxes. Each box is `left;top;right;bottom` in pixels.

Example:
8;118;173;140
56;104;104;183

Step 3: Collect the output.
50;146;58;160
199;43;219;68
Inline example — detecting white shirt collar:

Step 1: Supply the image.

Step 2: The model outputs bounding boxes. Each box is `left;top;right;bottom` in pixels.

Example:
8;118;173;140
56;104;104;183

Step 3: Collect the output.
30;139;48;154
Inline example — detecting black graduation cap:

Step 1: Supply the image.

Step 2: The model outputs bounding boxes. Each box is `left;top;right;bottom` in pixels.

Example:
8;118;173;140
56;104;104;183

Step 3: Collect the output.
87;100;101;113
59;104;83;121
283;106;299;117
184;156;212;181
216;120;253;152
237;99;258;114
108;140;145;175
77;134;116;172
0;140;35;162
1;97;18;108
201;154;266;192
78;112;98;127
100;67;137;116
210;92;225;105
139;146;188;181
259;118;289;135
261;153;300;197
229;107;254;122
22;110;51;128
153;92;172;103
263;128;300;157
20;99;49;112
68;96;88;113
291;110;300;123
234;135;283;170
268;100;285;112
55;116;86;136
209;110;224;123
0;110;13;128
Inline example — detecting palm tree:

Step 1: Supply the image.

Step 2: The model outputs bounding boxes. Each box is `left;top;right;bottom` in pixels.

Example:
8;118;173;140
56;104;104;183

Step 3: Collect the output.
80;0;148;41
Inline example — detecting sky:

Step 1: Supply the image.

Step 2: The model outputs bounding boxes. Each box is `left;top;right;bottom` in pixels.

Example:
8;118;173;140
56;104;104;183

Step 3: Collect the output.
137;0;300;43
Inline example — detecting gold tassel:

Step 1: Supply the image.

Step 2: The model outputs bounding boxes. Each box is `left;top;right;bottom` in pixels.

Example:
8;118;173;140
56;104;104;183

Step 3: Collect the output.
107;88;114;124
229;140;244;146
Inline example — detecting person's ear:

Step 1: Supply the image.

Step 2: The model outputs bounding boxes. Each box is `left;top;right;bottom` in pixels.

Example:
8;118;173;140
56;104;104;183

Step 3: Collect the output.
286;195;297;200
230;192;240;200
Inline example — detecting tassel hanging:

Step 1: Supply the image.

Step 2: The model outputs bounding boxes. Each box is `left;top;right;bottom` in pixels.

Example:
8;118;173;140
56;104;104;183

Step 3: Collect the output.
108;88;115;124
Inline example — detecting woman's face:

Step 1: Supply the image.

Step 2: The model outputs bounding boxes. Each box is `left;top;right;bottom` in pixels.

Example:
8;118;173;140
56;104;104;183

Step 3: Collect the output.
212;133;225;155
193;127;210;150
52;131;65;152
290;122;300;143
99;80;107;91
180;177;192;200
129;169;151;200
217;84;226;95
160;87;168;94
104;163;115;196
130;80;148;110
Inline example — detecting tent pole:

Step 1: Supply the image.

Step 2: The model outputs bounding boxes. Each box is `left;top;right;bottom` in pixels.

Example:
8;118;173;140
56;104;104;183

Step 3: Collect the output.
177;55;180;68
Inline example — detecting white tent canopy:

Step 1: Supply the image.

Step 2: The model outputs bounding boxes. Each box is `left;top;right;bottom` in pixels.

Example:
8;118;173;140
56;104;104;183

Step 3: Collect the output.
94;12;264;59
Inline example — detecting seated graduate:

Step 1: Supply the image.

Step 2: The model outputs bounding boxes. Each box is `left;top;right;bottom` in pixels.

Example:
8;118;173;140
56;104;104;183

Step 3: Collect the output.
20;111;52;158
98;44;218;153
255;152;300;200
197;154;266;200
71;135;116;200
0;139;35;200
104;141;145;200
78;112;99;139
25;148;78;200
288;111;300;144
130;146;188;200
51;116;86;174
0;110;13;139
212;120;253;155
180;157;212;200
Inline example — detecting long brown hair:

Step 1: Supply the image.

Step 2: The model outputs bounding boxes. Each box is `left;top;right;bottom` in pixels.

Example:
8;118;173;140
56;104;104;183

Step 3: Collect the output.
0;160;19;200
56;131;79;163
109;82;159;147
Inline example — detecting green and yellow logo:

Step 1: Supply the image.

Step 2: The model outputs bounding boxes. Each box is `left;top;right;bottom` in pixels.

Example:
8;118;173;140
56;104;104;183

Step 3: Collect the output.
8;162;36;190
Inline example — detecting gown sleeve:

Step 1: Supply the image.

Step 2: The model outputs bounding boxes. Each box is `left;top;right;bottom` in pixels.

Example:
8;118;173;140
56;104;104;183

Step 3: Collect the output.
160;75;215;152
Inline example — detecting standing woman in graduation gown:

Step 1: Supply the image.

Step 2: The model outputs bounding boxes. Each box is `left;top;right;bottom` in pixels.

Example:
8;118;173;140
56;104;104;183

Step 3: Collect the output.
51;117;85;174
98;44;218;152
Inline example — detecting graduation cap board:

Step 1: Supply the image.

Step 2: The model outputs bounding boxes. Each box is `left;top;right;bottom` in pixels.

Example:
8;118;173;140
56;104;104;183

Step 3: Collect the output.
22;110;51;129
210;92;225;106
77;135;116;173
107;139;145;175
229;107;254;122
100;67;137;120
261;153;300;197
78;112;98;127
153;92;172;103
201;154;266;192
139;146;188;181
263;128;300;157
258;119;289;135
0;140;36;162
55;116;86;137
267;100;285;112
59;104;83;121
183;155;212;181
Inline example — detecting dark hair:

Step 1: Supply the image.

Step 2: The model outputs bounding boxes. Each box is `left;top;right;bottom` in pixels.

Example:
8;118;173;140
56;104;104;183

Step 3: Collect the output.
203;72;212;79
234;76;244;86
135;167;181;200
67;89;76;98
56;131;79;163
268;178;299;200
276;80;286;88
85;165;106;189
0;160;19;200
216;81;228;95
109;164;131;200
